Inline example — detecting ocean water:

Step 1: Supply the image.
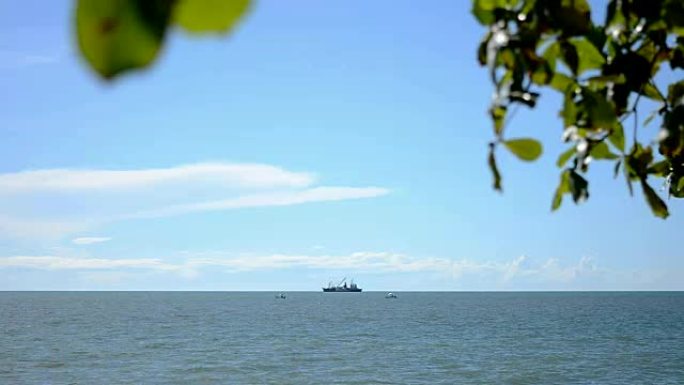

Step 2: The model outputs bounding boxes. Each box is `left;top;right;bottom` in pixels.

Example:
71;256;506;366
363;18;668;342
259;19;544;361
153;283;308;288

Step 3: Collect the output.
1;292;683;384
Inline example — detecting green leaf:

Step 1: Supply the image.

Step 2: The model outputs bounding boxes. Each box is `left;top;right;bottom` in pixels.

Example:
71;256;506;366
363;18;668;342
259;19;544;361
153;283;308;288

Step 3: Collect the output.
642;83;665;102
550;73;574;93
568;170;589;203
491;105;507;136
560;40;579;75
556;147;576;167
641;180;669;219
590;141;619;160
561;89;577;127
542;41;561;70
586;74;626;86
173;0;251;34
570;37;605;75
75;0;173;80
582;88;618;129
552;170;570;211
551;0;591;37
472;0;497;25
667;80;684;106
488;144;503;192
503;138;543;161
647;160;670;176
608;122;625;152
643;109;659;127
531;60;554;85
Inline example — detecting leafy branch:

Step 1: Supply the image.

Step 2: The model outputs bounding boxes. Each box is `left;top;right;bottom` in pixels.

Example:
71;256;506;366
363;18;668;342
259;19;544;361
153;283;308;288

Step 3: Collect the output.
474;0;684;218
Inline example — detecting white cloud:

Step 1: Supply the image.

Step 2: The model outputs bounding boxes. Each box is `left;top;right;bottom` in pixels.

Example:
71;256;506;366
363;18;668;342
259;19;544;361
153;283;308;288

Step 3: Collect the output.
0;252;679;290
127;186;389;219
0;256;178;271
0;163;314;193
0;216;91;240
72;237;112;245
0;50;58;70
0;162;388;239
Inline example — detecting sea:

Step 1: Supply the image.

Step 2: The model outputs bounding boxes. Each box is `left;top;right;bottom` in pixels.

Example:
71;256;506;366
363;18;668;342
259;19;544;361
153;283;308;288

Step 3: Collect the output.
1;292;683;384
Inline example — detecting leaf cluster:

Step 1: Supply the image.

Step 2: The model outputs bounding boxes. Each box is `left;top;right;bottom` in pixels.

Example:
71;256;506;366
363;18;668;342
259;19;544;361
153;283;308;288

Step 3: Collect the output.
474;0;684;218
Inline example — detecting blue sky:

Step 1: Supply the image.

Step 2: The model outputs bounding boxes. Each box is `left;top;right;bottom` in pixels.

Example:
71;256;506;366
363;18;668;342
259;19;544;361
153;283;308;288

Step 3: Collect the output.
0;0;682;291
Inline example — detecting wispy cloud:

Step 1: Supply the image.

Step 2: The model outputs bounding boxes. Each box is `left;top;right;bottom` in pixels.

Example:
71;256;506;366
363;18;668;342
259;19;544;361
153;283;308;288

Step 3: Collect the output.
0;162;389;239
0;163;313;193
127;187;389;219
72;237;112;245
0;50;58;70
0;256;178;271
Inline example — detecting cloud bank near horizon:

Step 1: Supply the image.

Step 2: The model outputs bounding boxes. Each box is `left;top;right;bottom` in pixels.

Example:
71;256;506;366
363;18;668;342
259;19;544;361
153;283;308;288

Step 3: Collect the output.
1;251;675;291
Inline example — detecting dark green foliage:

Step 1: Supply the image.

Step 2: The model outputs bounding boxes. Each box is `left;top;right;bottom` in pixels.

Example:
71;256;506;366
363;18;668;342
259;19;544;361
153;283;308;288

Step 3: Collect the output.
474;0;684;218
76;0;251;79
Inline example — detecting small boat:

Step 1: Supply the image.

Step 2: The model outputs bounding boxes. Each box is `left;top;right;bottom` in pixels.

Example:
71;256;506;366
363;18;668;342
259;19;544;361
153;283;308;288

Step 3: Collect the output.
275;293;286;299
385;292;397;299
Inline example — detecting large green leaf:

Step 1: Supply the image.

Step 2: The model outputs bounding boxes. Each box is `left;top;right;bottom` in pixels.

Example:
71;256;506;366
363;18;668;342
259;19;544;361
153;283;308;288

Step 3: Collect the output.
174;0;251;33
641;180;669;218
503;138;543;161
76;0;173;79
570;37;605;75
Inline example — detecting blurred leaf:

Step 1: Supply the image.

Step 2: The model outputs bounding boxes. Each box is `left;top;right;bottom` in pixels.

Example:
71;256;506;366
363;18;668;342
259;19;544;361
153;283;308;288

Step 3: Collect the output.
569;170;589;203
531;60;554;85
641;180;669;218
582;88;618;129
587;74;625;86
668;80;684;106
76;0;173;79
472;0;497;25
643;109;659;127
557;147;576;167
560;40;579;75
550;73;574;93
663;0;684;36
174;0;251;34
552;0;591;36
642;83;665;102
488;144;503;191
561;90;577;127
491;105;507;136
647;160;670;176
613;159;622;178
552;170;570;210
570;38;605;75
608;122;625;152
590;141;619;159
503;138;543;161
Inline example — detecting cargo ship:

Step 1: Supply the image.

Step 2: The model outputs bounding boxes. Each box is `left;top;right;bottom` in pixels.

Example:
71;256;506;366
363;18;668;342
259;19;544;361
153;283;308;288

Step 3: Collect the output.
322;277;362;292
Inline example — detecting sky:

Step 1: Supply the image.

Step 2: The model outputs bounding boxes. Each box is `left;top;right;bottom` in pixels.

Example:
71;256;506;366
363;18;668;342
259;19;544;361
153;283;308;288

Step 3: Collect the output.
0;0;682;291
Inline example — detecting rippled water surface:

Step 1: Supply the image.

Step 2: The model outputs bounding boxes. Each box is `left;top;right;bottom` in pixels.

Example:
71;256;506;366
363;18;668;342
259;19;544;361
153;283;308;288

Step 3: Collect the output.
1;292;683;384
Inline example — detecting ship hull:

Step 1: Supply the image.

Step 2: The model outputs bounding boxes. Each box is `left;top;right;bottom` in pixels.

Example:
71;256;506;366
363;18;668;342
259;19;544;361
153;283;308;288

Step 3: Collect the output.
322;288;362;292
